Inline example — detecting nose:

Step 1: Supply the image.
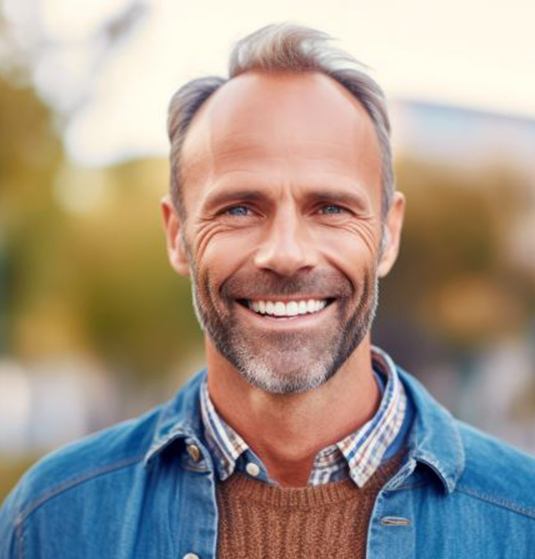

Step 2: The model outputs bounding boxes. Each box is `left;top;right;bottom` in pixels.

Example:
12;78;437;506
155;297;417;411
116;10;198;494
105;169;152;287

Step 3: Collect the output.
253;207;318;276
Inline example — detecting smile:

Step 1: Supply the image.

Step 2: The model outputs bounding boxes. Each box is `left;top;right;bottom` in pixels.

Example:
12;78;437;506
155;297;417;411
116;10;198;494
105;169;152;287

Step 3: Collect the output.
240;298;334;318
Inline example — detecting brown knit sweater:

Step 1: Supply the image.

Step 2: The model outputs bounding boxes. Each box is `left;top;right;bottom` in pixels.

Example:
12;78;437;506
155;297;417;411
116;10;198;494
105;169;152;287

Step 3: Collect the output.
216;449;405;558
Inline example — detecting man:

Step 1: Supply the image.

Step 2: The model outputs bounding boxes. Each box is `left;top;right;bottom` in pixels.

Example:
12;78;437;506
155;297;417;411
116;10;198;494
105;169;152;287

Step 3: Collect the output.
1;23;534;559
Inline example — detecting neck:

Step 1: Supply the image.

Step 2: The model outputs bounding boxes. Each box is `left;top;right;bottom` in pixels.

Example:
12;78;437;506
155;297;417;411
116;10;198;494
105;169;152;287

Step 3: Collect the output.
206;335;381;487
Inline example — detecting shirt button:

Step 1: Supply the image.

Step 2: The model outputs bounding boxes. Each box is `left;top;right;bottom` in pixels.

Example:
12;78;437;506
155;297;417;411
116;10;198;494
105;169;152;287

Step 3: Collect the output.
246;462;261;477
183;554;199;559
186;444;202;463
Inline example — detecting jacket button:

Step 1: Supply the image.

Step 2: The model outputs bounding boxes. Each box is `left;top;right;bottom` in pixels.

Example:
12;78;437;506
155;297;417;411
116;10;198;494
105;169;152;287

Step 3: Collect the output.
183;554;199;559
186;444;202;463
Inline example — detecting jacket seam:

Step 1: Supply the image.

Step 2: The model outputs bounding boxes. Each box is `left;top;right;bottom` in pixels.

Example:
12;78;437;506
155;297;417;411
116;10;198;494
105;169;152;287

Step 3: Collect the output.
393;481;429;490
15;454;145;529
456;485;535;519
15;515;24;559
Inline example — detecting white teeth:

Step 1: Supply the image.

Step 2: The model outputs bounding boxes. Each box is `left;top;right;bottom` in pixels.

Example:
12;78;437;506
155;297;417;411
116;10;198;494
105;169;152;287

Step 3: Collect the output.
274;302;286;316
247;299;329;317
287;301;299;316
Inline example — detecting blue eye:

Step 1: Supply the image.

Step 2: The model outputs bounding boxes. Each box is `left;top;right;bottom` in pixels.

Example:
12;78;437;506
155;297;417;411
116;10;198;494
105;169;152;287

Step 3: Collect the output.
320;204;344;215
226;206;250;216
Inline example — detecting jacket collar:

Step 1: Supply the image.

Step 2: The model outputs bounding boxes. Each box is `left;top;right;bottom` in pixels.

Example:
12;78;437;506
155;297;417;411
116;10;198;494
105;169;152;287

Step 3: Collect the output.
144;369;208;467
144;363;466;494
397;366;465;494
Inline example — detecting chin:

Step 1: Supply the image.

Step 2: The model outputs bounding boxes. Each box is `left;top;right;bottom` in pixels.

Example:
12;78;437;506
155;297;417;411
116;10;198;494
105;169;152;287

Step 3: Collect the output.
235;355;337;395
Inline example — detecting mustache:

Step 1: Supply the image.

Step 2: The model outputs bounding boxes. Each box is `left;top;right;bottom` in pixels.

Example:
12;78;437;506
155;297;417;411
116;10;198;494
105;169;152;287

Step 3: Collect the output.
220;270;354;300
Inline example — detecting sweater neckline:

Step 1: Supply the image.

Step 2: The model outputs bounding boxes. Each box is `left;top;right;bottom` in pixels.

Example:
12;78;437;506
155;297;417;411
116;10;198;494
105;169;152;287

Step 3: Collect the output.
216;448;406;509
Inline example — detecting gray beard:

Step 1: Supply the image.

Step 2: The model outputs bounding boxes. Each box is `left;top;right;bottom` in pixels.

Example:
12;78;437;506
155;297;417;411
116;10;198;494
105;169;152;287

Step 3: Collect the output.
190;268;379;394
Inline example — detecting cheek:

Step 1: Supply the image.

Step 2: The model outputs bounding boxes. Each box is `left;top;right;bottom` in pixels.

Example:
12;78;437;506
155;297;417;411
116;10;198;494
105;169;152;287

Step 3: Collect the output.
311;225;379;276
196;228;260;283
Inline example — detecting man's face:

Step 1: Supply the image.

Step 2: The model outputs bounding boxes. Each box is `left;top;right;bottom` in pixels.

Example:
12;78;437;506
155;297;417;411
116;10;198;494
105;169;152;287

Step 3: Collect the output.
168;71;395;394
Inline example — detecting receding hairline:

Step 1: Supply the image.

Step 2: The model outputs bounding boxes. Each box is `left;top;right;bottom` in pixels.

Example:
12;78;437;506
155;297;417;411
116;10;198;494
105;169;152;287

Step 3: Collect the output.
179;69;382;186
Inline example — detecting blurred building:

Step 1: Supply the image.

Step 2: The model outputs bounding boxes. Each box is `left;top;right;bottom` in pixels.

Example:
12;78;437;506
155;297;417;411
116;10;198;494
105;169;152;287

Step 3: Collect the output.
0;356;119;454
393;99;535;176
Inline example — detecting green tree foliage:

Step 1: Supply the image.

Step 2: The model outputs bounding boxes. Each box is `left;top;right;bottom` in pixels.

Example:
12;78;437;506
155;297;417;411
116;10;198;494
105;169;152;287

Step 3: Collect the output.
376;158;534;353
58;159;202;384
0;75;64;353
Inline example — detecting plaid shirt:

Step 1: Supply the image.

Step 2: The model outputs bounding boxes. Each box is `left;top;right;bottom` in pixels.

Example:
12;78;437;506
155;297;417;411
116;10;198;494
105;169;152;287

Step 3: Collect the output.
200;345;407;487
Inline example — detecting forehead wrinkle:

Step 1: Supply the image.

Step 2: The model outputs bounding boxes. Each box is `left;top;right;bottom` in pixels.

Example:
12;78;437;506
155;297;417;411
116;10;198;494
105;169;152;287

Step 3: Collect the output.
204;167;373;205
205;135;375;178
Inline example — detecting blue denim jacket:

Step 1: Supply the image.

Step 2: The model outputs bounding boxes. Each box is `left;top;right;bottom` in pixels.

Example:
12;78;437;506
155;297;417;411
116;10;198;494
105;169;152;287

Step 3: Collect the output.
2;366;535;558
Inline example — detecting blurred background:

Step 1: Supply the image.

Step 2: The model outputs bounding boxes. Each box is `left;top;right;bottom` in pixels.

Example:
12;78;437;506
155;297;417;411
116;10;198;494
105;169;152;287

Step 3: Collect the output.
1;0;534;500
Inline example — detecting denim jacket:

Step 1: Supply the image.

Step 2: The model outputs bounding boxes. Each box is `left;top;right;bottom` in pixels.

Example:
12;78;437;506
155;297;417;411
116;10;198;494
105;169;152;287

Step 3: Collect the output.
1;366;535;558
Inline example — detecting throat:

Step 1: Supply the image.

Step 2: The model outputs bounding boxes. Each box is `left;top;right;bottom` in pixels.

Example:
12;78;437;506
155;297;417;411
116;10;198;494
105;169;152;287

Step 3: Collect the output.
249;443;317;488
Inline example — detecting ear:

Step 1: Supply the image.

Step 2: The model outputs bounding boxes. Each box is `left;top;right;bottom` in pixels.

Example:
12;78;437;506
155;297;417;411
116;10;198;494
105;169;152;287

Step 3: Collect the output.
160;195;190;276
377;191;405;278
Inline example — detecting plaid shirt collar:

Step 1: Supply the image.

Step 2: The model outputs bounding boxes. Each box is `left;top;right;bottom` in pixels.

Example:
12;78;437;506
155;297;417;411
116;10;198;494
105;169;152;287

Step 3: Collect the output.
200;345;407;488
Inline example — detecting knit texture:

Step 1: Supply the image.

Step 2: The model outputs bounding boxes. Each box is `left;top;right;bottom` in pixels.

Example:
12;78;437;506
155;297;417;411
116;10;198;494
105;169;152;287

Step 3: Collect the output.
216;448;406;558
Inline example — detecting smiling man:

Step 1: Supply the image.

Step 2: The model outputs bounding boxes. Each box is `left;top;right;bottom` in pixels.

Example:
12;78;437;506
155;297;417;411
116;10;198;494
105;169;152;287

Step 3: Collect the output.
2;23;535;559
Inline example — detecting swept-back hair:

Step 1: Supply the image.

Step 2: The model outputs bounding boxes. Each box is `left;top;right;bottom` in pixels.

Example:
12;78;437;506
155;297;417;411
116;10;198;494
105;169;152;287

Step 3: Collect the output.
167;23;394;220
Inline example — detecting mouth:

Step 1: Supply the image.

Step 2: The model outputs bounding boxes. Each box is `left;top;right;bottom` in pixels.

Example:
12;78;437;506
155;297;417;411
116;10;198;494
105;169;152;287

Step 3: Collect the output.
237;297;336;319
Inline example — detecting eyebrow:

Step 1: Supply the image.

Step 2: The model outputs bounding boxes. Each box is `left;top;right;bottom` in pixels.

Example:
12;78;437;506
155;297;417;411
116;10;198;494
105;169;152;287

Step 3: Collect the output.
203;189;268;212
303;189;370;210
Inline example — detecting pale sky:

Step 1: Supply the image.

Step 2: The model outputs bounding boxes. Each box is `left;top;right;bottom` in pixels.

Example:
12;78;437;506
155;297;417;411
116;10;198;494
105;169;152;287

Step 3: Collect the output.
5;0;535;165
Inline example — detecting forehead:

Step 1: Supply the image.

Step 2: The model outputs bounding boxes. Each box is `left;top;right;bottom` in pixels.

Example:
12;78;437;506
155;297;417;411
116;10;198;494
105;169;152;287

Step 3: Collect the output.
180;71;382;203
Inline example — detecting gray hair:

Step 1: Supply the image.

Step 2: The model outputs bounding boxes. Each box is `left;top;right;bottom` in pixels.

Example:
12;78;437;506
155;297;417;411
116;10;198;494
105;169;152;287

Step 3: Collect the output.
167;23;394;220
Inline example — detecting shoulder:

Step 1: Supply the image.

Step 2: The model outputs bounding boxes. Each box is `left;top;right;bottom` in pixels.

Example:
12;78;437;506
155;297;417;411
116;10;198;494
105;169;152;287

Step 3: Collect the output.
2;404;160;516
397;364;535;519
455;419;535;518
1;369;205;521
2;370;206;514
0;371;206;556
0;404;159;556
